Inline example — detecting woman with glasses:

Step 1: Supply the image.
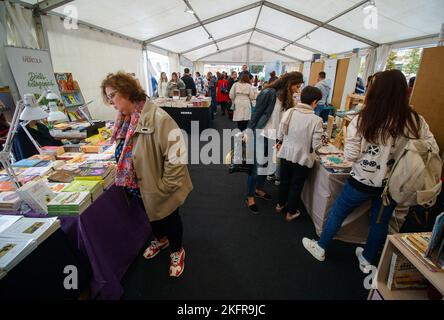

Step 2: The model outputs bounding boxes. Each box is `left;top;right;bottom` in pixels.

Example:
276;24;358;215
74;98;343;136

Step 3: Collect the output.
101;71;193;278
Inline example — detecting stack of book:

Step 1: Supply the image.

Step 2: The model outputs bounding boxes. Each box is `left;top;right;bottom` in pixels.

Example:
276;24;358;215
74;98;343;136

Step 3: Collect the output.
40;146;65;158
48;169;80;183
0;215;23;233
16;179;56;214
80;144;104;153
46;182;70;193
0;216;60;277
0;237;36;277
75;164;116;189
56;152;84;161
0;182;16;192
0;216;60;245
0;192;22;211
47;191;91;216
12;159;43;168
387;249;428;290
62;180;103;201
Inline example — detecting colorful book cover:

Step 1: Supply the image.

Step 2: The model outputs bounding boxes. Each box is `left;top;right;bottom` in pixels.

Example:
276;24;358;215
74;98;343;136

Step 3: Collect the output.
12;159;43;167
48;191;90;206
62;180;101;193
0;182;15;192
48;170;77;183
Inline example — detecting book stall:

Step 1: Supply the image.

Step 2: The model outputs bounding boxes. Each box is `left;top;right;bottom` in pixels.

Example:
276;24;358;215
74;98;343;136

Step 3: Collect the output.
0;132;151;299
152;96;212;133
300;127;406;244
368;212;444;300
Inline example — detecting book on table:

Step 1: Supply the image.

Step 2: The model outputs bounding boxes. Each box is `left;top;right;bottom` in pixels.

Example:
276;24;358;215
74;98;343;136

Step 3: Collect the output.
48;169;78;183
80;145;104;153
20;166;54;177
16;179;56;214
74;167;112;180
62;180;103;201
56;152;84;161
399;232;443;272
75;166;115;189
0;217;60;245
40;146;65;157
0;215;23;233
46;182;70;193
47;191;91;216
0;192;22;211
0;236;37;273
0;182;16;192
12;159;43;168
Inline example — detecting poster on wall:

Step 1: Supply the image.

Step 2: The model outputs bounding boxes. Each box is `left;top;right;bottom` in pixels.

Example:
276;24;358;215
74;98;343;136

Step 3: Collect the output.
5;46;60;99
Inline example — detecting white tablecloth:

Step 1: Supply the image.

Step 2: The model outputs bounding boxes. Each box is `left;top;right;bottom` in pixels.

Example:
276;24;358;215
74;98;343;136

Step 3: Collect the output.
301;160;407;244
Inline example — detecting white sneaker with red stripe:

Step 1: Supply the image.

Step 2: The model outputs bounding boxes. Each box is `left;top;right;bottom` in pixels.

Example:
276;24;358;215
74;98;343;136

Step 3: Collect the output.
169;248;185;277
143;238;169;260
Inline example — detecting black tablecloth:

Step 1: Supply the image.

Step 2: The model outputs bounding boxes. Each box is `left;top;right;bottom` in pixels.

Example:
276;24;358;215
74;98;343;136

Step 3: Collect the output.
161;107;211;133
0;229;92;299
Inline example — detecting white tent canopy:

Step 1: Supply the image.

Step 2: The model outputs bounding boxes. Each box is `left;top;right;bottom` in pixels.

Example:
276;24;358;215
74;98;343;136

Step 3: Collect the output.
17;0;443;64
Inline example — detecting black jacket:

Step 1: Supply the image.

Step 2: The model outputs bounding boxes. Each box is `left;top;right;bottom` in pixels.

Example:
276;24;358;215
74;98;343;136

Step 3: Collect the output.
227;77;237;93
12;122;62;161
247;88;277;130
238;70;253;81
181;75;197;96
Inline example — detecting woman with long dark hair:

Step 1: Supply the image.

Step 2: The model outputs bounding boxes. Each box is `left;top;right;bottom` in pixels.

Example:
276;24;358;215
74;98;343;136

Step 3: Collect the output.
302;69;438;270
245;71;304;214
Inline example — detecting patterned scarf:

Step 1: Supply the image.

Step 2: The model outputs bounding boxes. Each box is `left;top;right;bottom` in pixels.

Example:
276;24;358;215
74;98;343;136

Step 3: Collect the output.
112;100;145;188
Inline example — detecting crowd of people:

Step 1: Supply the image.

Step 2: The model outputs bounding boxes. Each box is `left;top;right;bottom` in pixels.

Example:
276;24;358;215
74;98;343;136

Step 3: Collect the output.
102;66;437;279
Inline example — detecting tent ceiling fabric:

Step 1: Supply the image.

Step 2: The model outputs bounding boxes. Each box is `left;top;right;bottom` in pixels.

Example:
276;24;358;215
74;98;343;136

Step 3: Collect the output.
330;0;444;44
204;7;260;40
42;0;442;62
250;31;288;52
255;6;317;41
186;0;260;20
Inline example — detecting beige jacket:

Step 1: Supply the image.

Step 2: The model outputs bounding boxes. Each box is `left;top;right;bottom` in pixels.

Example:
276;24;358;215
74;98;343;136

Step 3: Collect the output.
130;100;193;221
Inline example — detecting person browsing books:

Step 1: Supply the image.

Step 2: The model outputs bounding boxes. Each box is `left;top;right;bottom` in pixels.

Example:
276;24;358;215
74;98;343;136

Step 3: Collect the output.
275;86;323;222
12;120;63;161
302;70;439;272
101;71;193;278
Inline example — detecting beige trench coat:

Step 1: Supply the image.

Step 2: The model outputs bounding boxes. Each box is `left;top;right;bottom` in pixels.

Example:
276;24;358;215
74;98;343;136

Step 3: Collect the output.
128;100;193;221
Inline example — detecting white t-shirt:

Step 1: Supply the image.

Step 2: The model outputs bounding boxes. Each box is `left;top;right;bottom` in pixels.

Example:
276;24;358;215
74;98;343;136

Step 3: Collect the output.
261;99;283;140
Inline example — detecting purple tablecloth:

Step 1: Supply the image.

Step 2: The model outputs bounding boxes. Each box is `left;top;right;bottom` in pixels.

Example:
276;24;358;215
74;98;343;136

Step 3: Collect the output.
19;185;151;300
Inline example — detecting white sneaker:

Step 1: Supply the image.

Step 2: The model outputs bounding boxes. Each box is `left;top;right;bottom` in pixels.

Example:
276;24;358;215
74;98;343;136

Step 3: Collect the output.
302;238;325;261
355;247;373;273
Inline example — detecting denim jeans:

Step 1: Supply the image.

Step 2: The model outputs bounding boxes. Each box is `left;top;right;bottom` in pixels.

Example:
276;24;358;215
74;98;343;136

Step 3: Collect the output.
210;89;217;117
247;175;266;197
318;181;396;263
246;134;269;197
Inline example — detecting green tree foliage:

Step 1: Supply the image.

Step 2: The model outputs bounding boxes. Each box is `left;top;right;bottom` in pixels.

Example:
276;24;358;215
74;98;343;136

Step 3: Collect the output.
385;51;398;70
403;48;421;76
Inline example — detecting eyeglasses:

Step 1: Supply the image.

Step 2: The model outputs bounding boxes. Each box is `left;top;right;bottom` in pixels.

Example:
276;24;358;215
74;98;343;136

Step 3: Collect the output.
106;91;117;102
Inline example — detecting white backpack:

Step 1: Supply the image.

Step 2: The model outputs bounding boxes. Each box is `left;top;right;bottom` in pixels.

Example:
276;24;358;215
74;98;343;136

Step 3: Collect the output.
381;138;442;208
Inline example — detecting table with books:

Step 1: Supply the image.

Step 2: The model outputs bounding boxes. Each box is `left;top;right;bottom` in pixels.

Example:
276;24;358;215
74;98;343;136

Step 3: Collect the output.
0;216;92;298
0;141;151;299
153;97;212;133
301;144;406;244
